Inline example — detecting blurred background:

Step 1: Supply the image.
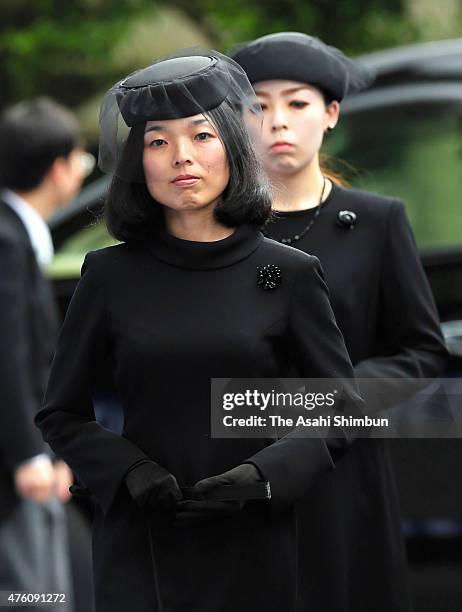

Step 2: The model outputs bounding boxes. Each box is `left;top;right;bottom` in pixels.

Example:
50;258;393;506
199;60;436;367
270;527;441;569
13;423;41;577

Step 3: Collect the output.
1;1;462;610
2;0;461;278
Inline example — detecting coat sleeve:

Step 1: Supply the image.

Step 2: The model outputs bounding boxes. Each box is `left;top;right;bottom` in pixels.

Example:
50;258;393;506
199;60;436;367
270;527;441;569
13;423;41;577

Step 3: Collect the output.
246;256;364;511
0;235;45;469
354;200;448;391
34;252;150;513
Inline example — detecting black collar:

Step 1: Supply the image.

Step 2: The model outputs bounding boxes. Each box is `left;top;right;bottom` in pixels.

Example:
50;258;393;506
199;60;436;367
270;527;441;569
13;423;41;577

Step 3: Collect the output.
144;224;263;270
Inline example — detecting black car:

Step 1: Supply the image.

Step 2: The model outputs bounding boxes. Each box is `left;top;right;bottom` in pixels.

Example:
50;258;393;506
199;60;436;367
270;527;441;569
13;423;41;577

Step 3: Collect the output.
48;38;462;610
339;38;462;339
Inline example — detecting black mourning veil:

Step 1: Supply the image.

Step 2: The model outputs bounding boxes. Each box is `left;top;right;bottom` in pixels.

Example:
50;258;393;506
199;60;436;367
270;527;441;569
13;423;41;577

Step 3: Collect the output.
98;49;263;181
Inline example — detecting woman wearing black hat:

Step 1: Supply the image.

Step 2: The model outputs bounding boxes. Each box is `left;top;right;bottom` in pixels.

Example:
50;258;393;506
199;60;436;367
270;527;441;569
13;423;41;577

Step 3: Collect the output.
232;32;447;612
34;50;363;612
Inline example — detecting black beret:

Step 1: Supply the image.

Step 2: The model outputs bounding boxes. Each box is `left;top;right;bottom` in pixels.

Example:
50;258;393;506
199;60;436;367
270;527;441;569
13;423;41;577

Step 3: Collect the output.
231;32;373;102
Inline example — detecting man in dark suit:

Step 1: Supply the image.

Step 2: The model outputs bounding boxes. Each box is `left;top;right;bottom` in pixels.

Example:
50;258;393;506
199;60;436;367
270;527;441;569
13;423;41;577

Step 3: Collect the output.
0;98;88;606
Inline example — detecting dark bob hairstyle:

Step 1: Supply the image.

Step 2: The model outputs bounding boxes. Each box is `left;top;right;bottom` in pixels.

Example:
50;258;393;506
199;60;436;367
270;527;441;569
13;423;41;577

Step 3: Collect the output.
105;98;272;243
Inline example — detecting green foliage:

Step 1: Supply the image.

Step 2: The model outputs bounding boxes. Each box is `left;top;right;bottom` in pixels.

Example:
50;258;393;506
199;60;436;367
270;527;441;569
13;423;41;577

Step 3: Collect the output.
0;0;156;108
3;20;123;102
0;0;455;112
171;0;418;54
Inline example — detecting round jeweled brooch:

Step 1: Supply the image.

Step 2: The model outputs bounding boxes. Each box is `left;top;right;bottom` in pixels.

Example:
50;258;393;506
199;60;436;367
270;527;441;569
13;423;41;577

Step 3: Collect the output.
257;264;282;290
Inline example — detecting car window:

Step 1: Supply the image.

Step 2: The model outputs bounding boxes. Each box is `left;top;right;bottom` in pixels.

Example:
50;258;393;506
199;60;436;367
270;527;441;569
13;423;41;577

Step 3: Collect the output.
49;98;462;280
324;99;462;249
48;219;118;279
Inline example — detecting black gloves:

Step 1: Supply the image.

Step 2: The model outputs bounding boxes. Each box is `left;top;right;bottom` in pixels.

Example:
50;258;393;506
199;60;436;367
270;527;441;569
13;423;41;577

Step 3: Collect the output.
126;461;267;523
125;460;182;512
175;463;263;525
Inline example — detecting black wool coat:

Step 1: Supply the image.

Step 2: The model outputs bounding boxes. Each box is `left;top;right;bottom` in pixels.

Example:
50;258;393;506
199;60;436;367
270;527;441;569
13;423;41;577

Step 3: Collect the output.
265;183;448;612
0;201;59;523
35;225;364;612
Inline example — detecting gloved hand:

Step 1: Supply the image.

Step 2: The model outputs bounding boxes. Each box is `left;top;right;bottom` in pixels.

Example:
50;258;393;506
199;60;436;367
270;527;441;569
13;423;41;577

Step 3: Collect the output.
175;463;262;525
125;460;182;512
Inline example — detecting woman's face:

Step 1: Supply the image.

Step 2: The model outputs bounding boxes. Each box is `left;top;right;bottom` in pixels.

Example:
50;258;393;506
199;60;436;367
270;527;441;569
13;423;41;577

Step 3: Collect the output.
245;79;339;177
142;114;229;212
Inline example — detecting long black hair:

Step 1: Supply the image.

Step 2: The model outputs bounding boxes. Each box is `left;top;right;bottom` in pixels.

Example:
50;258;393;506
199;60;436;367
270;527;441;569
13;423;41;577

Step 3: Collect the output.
105;98;272;243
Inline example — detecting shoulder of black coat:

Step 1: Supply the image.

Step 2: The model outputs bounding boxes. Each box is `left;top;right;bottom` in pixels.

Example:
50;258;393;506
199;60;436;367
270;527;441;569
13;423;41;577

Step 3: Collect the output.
0;204;30;256
82;241;142;272
260;234;320;271
332;184;402;219
0;215;19;245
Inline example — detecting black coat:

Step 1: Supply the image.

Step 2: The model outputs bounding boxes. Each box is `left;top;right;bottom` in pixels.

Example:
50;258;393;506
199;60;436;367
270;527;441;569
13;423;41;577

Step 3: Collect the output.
35;225;364;612
265;184;448;612
0;201;59;522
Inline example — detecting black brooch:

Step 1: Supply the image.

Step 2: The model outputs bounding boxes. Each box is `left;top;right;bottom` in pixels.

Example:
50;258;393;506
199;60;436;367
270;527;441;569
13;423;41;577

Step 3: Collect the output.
257;264;282;290
336;210;357;229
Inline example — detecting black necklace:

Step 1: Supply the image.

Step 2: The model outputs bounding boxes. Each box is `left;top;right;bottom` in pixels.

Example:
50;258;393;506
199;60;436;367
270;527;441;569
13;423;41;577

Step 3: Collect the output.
263;176;327;245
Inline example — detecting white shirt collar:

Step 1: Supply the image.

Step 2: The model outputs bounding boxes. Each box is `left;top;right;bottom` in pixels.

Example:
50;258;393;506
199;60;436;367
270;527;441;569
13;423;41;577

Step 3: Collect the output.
1;189;54;268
